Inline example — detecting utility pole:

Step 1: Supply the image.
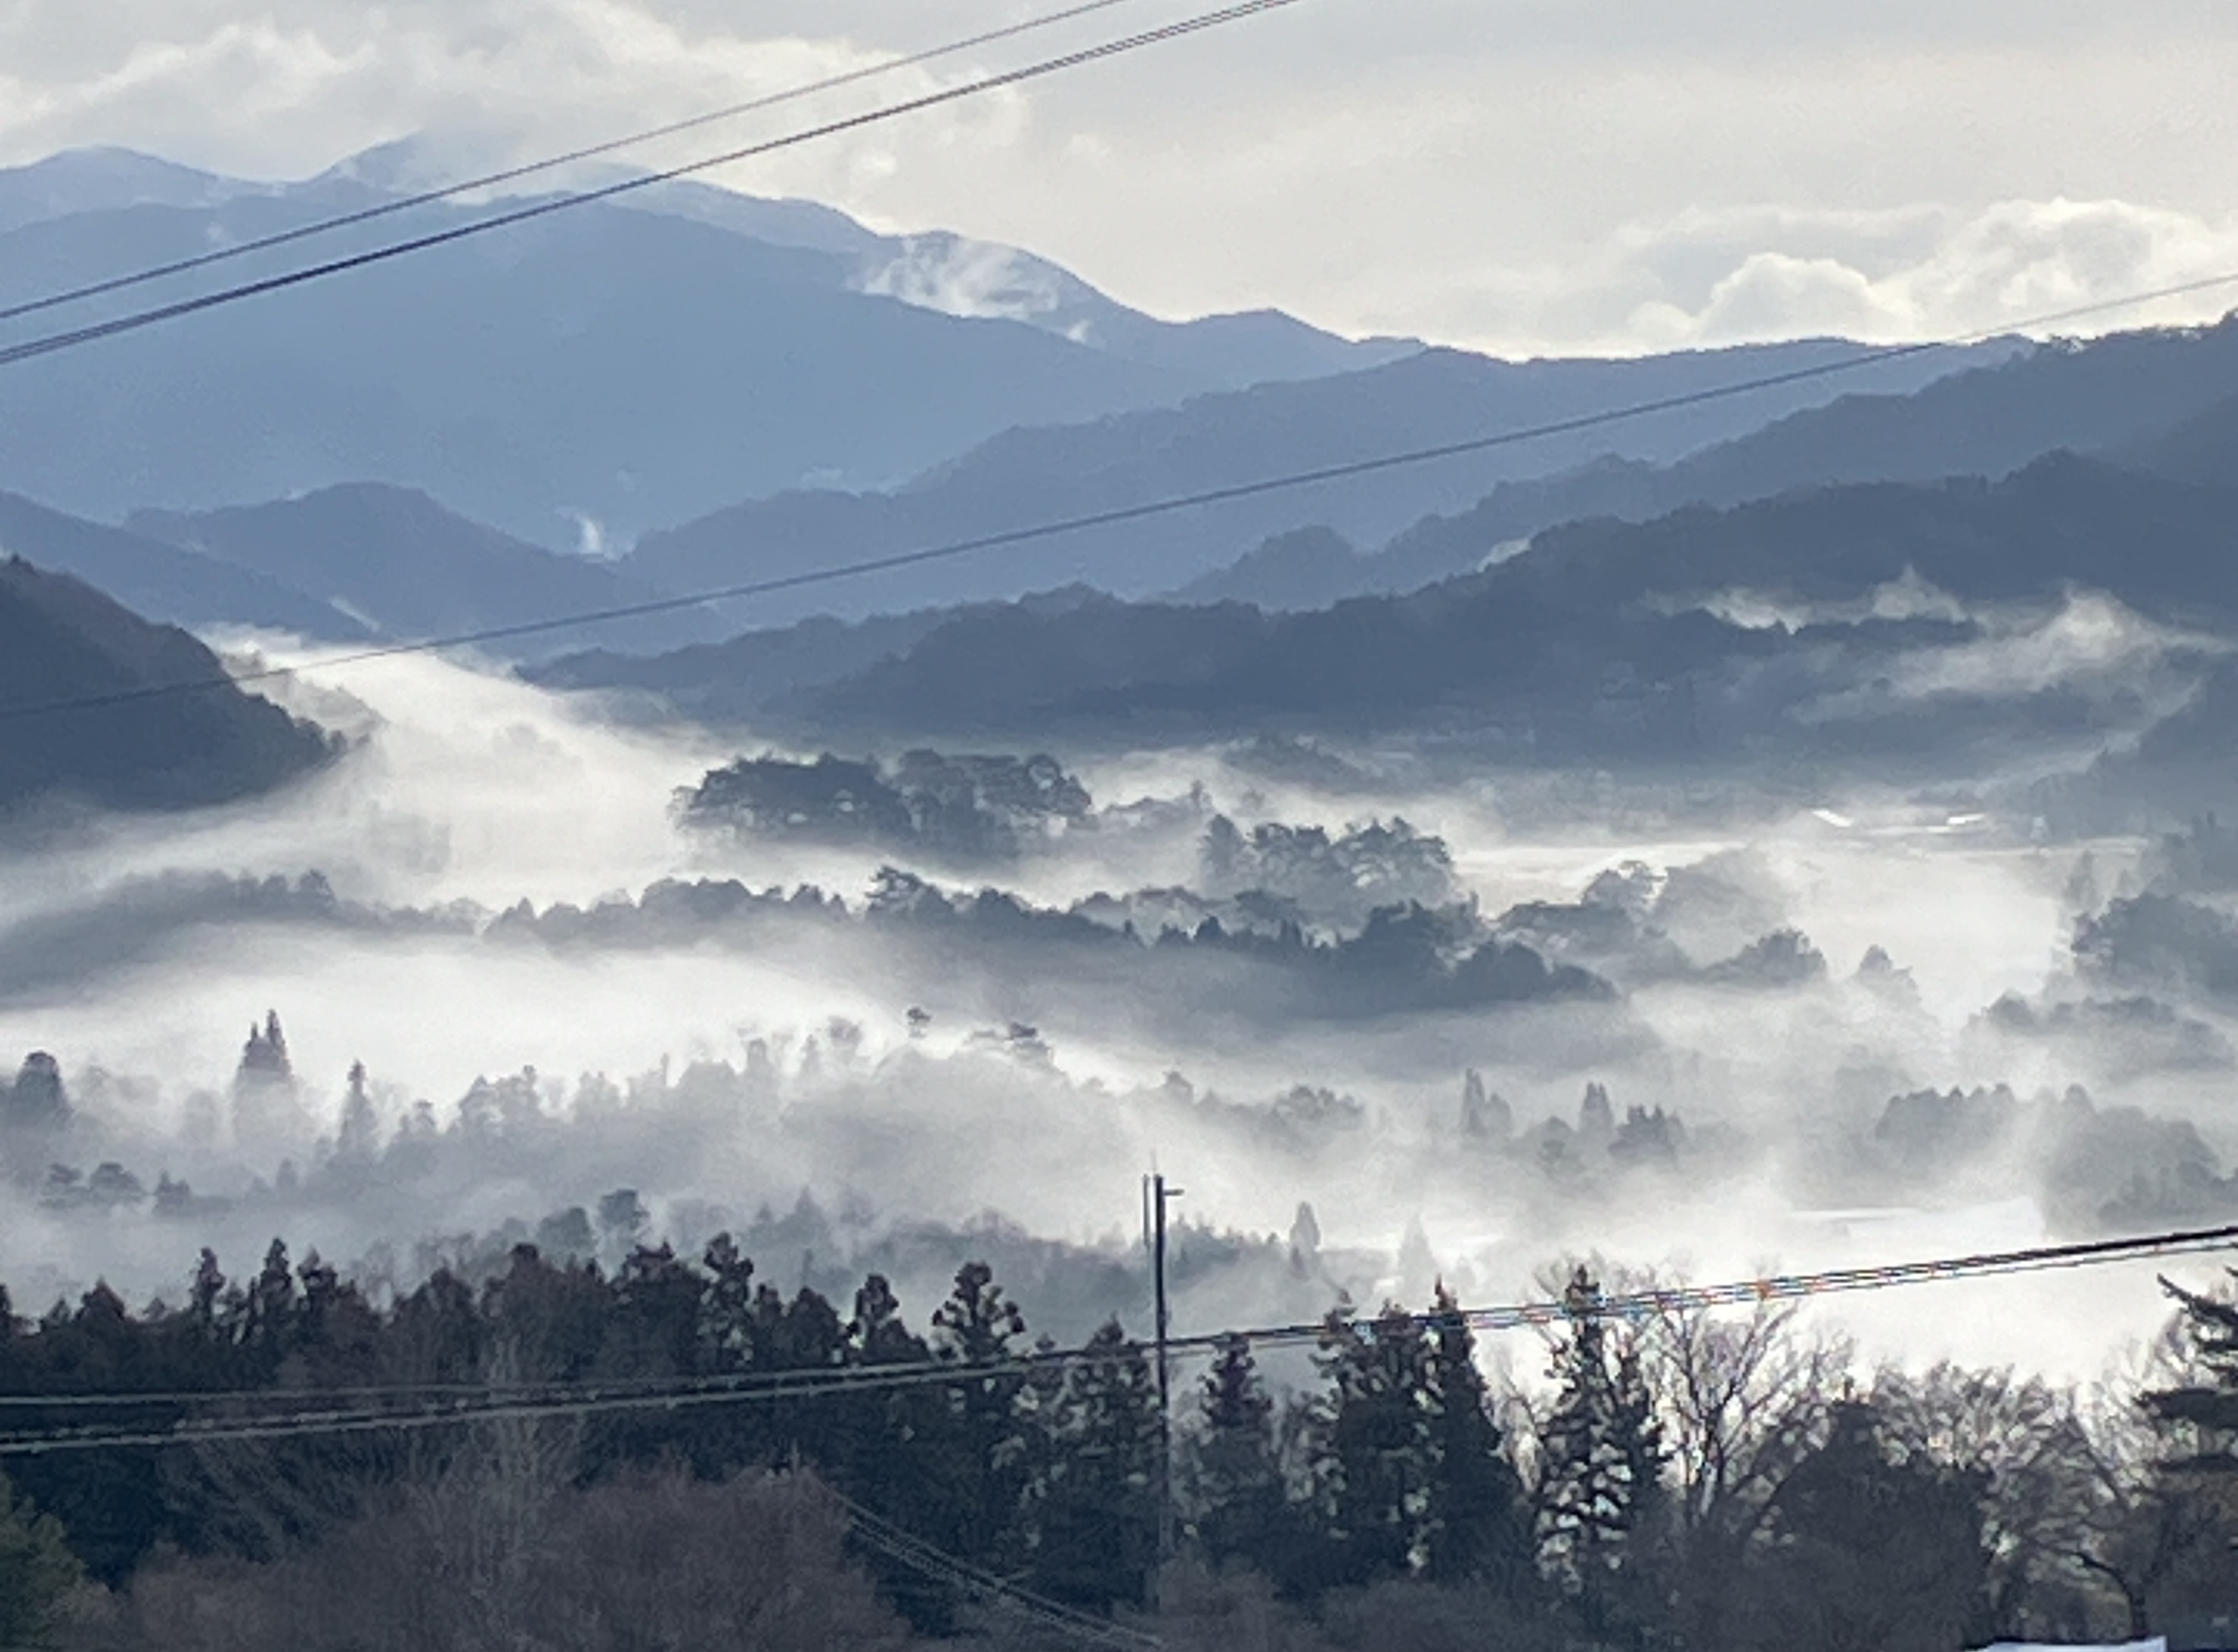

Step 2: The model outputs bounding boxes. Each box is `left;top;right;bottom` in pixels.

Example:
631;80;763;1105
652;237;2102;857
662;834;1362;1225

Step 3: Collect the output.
1144;1170;1183;1614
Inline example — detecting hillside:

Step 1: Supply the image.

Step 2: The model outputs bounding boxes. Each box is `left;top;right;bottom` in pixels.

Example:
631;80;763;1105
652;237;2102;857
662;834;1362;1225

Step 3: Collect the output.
1201;315;2238;606
0;557;334;813
559;456;2238;799
127;483;728;657
0;146;1405;548
624;337;2013;623
0;491;366;641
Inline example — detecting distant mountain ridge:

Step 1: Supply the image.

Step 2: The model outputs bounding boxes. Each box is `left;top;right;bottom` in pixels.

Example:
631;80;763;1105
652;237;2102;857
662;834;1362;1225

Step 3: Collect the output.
1;486;727;658
127;484;728;657
540;454;2238;787
623;338;2017;624
1195;315;2238;608
0;492;366;641
0;144;1415;549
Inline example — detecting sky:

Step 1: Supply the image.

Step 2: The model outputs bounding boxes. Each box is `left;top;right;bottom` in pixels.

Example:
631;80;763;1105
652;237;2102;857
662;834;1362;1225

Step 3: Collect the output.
4;3;2238;353
3;1;2238;351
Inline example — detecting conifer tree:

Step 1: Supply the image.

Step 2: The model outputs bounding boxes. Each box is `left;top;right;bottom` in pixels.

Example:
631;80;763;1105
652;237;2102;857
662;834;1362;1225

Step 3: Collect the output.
1422;1286;1533;1594
1013;1320;1162;1611
1534;1266;1666;1636
1315;1303;1439;1586
1184;1334;1288;1572
332;1061;380;1169
929;1262;1030;1565
2146;1270;2238;1454
1;1053;68;1135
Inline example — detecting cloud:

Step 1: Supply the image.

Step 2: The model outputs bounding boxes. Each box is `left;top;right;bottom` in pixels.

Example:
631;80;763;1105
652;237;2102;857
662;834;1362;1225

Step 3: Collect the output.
856;235;1069;326
4;4;2237;353
1623;198;2238;349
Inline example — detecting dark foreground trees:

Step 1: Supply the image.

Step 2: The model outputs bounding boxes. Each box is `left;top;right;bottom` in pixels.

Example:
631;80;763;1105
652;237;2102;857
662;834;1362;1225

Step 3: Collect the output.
80;1468;907;1652
0;1243;2233;1650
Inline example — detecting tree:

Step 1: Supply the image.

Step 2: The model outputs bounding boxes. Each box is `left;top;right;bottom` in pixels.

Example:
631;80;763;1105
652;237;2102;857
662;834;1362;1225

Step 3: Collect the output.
2069;1335;2225;1642
1012;1320;1162;1611
927;1262;1030;1565
1420;1288;1533;1595
1182;1334;1288;1574
1738;1397;1989;1652
104;1468;910;1652
2135;1271;2238;1629
332;1061;380;1172
1875;1361;2105;1644
1532;1266;1667;1642
0;1475;84;1651
1;1053;69;1136
1314;1303;1439;1587
1633;1280;1849;1650
232;1011;306;1146
2146;1269;2238;1455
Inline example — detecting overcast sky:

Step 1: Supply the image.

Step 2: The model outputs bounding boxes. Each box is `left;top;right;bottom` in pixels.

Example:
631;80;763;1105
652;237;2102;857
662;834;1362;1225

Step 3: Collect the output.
4;0;2237;355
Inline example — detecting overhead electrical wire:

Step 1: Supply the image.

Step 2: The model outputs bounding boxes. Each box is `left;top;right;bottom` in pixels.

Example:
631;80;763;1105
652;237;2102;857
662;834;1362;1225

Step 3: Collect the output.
0;0;1146;330
0;1221;2228;1456
833;1488;1166;1649
0;0;1303;374
1;263;2235;733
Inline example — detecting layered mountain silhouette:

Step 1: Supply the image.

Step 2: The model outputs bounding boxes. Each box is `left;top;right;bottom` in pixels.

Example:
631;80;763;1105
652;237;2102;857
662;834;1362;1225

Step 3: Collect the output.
4;144;1999;604
0;491;368;640
1197;314;2238;607
0;144;1411;549
542;454;2238;780
621;338;2015;623
0;486;724;657
126;484;727;656
0;556;333;813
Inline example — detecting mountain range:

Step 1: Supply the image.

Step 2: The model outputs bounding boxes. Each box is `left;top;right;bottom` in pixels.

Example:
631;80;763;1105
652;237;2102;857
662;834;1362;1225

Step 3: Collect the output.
537;447;2238;806
0;484;726;658
1191;315;2238;608
0;144;1997;588
623;337;2017;624
6;140;2238;821
0;142;1411;551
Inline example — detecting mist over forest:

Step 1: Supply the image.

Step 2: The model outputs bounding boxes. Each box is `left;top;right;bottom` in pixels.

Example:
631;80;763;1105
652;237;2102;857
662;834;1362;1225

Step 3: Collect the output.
3;109;2238;1649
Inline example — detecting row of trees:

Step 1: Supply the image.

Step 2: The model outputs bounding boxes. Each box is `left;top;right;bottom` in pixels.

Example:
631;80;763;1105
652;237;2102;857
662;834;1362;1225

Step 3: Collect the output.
0;1239;2232;1649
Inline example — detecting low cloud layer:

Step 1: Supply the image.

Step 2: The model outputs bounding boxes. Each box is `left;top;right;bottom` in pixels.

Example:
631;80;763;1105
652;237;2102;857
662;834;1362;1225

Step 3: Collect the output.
3;648;2234;1385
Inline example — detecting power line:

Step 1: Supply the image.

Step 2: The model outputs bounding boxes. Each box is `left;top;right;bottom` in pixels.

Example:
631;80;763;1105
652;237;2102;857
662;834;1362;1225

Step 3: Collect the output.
3;263;2234;732
0;0;1302;375
839;1491;1166;1649
0;1357;1000;1456
0;1220;2228;1455
0;0;1143;330
1162;1219;2238;1358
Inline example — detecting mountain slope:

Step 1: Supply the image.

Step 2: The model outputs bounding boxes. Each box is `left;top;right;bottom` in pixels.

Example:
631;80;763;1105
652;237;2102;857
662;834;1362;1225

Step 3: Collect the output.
0;491;367;641
1269;315;2238;605
0;185;1188;548
127;484;727;657
0;145;1407;549
2123;387;2238;486
0;557;333;813
0;146;261;236
579;455;2238;776
625;338;2014;623
331;135;1418;385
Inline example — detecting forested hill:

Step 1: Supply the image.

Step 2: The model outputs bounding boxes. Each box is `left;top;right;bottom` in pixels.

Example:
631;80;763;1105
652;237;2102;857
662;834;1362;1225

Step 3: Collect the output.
542;453;2238;776
1200;312;2238;607
620;338;2013;623
0;557;333;813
